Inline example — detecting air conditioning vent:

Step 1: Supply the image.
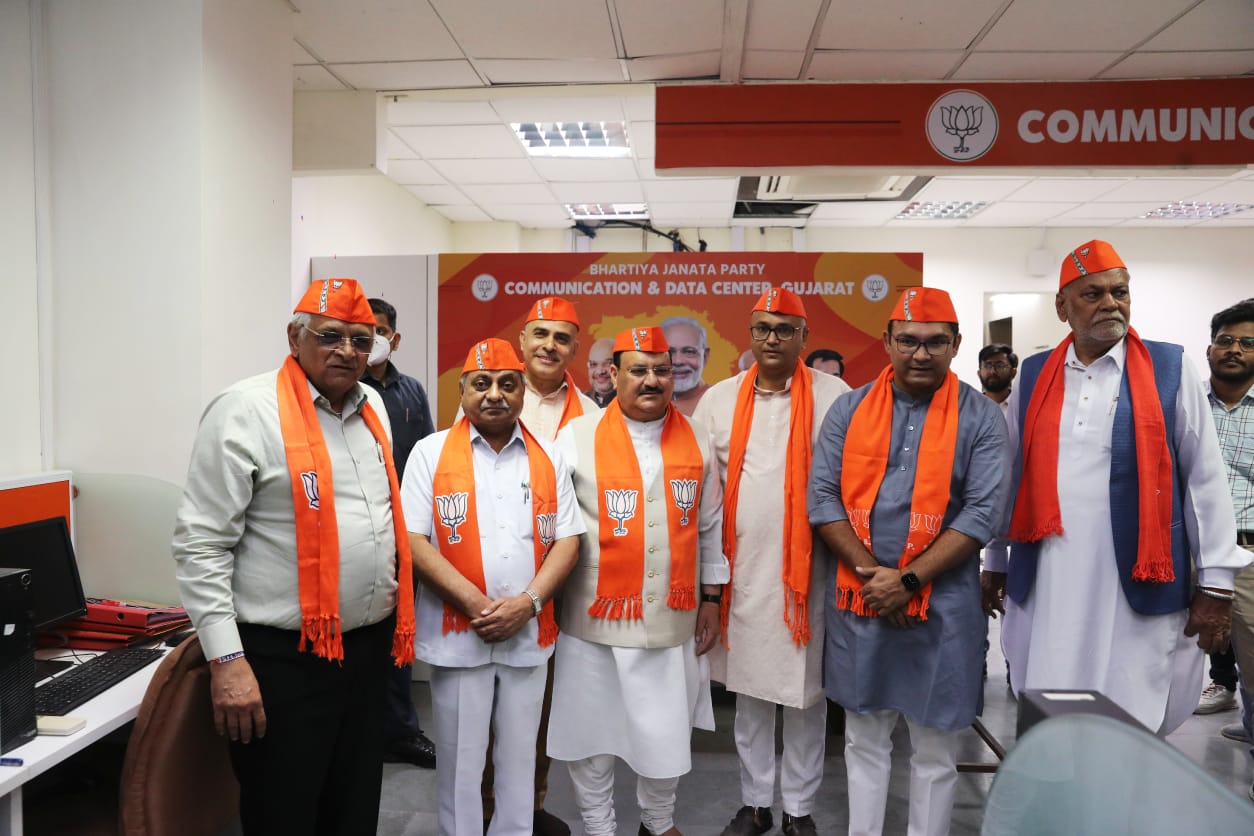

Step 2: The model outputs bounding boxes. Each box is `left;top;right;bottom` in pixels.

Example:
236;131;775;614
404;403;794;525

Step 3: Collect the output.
755;174;924;201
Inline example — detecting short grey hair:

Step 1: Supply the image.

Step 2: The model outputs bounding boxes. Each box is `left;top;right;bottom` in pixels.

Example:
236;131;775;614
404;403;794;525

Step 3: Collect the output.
659;315;708;350
291;312;313;329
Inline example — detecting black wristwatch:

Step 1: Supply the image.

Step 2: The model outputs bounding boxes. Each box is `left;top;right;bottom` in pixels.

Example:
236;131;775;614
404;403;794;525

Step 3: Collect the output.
700;592;722;605
900;571;922;593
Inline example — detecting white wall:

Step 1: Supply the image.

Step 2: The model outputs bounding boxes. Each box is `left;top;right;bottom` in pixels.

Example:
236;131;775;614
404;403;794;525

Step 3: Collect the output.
0;0;43;476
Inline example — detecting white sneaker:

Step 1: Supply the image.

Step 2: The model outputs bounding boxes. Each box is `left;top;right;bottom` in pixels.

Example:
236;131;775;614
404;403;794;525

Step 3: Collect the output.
1195;681;1238;714
1221;723;1250;743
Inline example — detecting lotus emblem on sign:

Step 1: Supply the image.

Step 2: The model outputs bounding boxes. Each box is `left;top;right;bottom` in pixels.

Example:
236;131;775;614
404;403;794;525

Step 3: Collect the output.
926;90;998;162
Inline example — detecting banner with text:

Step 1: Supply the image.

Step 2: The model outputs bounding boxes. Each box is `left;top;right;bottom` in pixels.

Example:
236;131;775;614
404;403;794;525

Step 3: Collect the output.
435;252;922;427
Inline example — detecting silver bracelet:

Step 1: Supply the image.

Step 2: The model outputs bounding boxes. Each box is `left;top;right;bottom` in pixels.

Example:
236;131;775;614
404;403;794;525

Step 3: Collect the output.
1197;587;1235;601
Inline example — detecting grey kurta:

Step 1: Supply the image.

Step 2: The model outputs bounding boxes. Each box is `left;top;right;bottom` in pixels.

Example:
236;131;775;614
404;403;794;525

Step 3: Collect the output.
694;367;849;709
808;379;1009;731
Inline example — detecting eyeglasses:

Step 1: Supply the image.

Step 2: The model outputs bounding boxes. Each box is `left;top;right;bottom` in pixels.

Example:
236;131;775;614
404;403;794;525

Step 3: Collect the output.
624;365;673;379
1213;335;1254;352
749;323;799;342
892;335;953;356
302;326;374;353
980;361;1012;372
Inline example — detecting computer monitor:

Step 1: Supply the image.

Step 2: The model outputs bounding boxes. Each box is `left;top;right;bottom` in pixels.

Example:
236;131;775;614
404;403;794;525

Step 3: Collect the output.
0;516;87;630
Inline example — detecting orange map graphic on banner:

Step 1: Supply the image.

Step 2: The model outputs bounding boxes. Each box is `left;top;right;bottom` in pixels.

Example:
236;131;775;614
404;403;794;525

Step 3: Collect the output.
436;252;922;428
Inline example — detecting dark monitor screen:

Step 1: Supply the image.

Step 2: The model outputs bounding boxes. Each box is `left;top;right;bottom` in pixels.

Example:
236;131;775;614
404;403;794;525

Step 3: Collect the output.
0;516;87;630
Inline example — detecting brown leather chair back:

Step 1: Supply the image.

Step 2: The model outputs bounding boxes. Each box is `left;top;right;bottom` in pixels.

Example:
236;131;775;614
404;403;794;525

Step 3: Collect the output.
118;635;239;836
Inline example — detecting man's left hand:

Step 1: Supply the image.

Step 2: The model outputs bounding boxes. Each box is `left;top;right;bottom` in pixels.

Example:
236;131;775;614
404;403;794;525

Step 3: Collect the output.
694;601;720;656
855;565;914;616
1184;589;1233;654
470;595;533;643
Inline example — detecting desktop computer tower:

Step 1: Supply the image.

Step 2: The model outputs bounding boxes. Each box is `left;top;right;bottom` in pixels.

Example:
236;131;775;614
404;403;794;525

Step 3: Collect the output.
0;567;38;753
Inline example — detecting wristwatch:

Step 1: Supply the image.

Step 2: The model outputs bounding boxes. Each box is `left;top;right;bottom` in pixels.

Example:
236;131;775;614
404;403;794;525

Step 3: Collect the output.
900;571;922;593
524;588;543;616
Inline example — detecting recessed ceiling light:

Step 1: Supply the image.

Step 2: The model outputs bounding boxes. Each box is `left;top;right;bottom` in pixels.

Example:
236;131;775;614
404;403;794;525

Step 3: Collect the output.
512;121;632;159
566;203;648;220
895;201;988;220
1142;201;1252;220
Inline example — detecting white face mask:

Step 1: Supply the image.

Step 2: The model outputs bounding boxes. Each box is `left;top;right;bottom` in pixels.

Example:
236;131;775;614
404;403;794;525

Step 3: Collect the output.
367;334;392;366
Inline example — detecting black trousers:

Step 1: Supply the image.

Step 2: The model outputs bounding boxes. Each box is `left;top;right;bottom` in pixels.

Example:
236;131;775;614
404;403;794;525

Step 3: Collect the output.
229;616;394;836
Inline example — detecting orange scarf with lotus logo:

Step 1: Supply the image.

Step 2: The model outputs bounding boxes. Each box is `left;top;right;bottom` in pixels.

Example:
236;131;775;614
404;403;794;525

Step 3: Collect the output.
837;366;959;620
430;417;559;646
590;399;703;620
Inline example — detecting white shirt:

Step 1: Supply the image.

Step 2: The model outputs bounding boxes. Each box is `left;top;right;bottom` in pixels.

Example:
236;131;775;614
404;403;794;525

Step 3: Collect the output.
401;422;584;668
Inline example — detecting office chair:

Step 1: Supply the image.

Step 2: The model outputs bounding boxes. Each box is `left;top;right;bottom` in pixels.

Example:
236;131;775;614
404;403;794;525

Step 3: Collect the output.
982;712;1254;834
118;634;239;836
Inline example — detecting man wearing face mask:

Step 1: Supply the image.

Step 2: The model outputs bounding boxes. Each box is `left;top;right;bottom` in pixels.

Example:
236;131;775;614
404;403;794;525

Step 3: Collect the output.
361;297;438;769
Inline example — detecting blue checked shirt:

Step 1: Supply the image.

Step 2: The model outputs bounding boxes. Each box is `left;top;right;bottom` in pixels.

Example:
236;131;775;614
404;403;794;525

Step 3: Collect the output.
1206;380;1254;531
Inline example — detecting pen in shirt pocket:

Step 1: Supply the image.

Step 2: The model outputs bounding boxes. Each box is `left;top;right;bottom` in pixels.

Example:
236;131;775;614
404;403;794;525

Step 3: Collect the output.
1108;395;1119;416
376;441;384;463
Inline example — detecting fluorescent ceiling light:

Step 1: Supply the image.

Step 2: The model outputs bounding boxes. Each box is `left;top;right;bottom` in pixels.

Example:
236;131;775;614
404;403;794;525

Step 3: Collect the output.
566;203;648;220
512;121;632;158
895;201;988;220
1142;201;1251;220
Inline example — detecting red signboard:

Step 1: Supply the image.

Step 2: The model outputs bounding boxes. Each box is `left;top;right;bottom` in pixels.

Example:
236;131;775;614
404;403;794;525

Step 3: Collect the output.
435;252;923;428
656;79;1254;169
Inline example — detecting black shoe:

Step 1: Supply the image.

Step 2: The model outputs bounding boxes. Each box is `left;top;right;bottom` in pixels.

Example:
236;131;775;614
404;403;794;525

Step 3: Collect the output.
534;808;571;836
383;732;436;768
782;813;817;836
719;805;773;836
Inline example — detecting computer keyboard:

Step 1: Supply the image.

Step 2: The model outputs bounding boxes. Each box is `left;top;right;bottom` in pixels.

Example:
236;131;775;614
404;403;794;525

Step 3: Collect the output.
34;647;166;716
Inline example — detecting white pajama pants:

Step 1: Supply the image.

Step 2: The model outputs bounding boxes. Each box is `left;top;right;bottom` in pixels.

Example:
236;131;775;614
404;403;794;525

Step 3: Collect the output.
567;754;680;836
428;661;547;836
844;709;961;836
734;693;826;816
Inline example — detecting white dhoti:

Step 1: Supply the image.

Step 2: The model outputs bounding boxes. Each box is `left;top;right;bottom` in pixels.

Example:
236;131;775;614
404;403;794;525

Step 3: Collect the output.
429;662;547;836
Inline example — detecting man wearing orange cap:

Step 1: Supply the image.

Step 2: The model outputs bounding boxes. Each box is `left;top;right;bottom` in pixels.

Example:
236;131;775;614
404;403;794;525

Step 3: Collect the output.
173;278;417;835
518;296;601;439
809;286;1008;836
548;325;728;836
983;240;1248;735
693;288;849;836
400;337;583;836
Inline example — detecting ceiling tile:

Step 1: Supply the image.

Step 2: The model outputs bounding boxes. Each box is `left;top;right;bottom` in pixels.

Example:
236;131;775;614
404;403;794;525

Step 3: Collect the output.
484;204;574;227
816;0;1008;50
1202;213;1254;226
478;59;626;85
807;51;964;81
331;61;483;91
1040;216;1119;228
648;202;734;224
1116;216;1205;227
460;183;557;204
628;52;721;82
643;178;739;202
1189;179;1254;203
959;202;1070;224
393;125;525;160
743;50;806;80
1142;0;1254;50
387;131;418;160
429;158;542;184
386;159;446;185
808;201;907;222
953;52;1124;81
431;205;494;222
1051;202;1166;220
1101;50;1254;79
293;0;463;63
628;121;656;159
617;0;723;56
428;0;618;59
489;94;631;124
293;64;348;91
548;181;647;204
1004;178;1128;202
405;184;470;205
745;0;825;50
980;0;1196;51
529;158;641;183
915;178;1033;202
1092;178;1230;202
292;39;319;64
389;100;500;126
886;217;967;228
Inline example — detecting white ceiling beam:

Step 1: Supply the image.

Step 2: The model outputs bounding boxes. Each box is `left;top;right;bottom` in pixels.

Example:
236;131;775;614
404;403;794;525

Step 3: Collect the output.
720;0;750;83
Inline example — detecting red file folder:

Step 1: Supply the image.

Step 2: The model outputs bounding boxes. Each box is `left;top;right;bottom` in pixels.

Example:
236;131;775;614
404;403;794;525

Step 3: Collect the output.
79;598;187;629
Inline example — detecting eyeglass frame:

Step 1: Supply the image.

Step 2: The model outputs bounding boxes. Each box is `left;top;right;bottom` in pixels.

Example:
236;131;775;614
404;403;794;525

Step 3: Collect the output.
1212;334;1254;352
749;323;801;342
301;326;375;354
891;334;954;357
622;364;674;379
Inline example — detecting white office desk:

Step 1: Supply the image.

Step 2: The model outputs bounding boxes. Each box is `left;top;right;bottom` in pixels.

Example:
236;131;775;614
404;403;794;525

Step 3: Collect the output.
0;649;167;836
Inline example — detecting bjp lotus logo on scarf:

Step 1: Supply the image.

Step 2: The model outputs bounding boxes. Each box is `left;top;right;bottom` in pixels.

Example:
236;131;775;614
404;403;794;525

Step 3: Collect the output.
300;471;320;510
669;479;697;526
604;489;638;537
909;512;943;537
537;512;557;549
435;492;470;544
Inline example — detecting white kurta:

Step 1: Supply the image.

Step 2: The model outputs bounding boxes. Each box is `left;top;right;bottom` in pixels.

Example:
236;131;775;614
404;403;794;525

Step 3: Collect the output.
548;413;724;778
693;367;849;708
997;340;1249;734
